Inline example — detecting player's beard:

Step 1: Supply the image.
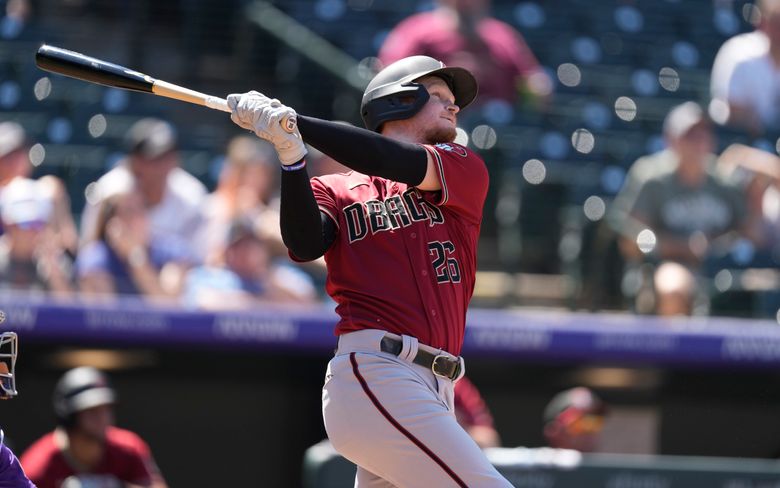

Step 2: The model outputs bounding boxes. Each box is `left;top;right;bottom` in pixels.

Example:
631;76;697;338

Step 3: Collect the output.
424;126;457;144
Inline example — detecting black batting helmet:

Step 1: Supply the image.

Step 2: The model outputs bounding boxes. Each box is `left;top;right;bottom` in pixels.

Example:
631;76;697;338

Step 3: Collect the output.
53;367;116;426
360;56;478;132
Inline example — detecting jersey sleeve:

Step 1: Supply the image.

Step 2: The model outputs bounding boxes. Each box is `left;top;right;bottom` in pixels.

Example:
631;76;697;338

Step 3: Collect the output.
310;176;341;229
421;143;489;224
122;433;164;485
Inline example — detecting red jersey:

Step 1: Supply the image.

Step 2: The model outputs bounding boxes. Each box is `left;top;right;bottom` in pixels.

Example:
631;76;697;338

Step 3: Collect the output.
305;143;488;355
20;427;163;488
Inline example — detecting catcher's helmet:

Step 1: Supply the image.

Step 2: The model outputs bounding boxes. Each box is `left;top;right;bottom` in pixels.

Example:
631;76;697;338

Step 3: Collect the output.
361;56;478;132
53;366;116;425
0;332;17;399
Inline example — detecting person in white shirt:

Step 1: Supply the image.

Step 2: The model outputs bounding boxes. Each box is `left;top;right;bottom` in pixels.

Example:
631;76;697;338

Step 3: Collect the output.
722;0;780;134
80;118;207;261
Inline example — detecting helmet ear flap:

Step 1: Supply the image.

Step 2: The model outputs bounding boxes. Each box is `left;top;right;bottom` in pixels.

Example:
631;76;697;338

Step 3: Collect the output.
361;83;430;132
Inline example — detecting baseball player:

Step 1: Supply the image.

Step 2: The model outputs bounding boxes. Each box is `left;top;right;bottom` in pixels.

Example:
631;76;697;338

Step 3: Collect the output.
228;55;512;486
20;367;167;488
0;331;36;487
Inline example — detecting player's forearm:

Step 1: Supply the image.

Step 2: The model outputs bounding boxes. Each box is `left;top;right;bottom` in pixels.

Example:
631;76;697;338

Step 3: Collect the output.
280;168;329;261
297;115;427;185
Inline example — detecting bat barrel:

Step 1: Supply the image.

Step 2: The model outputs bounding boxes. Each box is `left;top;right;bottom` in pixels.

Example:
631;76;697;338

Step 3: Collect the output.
35;44;155;93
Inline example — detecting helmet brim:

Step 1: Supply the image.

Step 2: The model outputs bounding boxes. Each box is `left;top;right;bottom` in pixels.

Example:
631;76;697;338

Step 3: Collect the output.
67;387;116;414
415;66;478;110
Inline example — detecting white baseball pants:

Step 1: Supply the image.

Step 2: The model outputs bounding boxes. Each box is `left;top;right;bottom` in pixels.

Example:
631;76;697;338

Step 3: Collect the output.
322;329;513;488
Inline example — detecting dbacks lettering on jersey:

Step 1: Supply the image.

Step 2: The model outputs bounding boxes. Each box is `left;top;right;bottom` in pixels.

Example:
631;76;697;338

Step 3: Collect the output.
344;187;444;242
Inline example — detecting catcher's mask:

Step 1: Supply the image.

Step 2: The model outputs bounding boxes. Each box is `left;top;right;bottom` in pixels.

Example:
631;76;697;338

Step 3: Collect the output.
360;55;478;132
0;332;18;399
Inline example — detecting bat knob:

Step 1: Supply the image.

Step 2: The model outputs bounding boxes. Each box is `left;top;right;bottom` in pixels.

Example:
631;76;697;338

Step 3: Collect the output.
282;115;297;134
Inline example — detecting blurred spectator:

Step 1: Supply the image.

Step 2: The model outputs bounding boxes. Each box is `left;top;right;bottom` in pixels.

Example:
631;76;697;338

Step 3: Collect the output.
542;387;608;453
0;121;78;254
611;102;751;312
183;218;317;309
616;102;747;263
20;367;167;488
717;143;780;258
1;0;34;40
710;4;768;108
80;118;207;261
199;135;284;264
0;177;73;295
454;376;501;449
76;189;195;299
718;0;780;134
0;331;36;486
378;0;552;107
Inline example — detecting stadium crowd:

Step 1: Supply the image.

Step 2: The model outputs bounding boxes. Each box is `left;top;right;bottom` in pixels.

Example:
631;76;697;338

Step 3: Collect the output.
2;0;780;320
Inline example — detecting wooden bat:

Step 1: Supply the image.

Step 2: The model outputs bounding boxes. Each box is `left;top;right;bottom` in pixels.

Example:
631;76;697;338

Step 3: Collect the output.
35;44;230;112
34;44;296;132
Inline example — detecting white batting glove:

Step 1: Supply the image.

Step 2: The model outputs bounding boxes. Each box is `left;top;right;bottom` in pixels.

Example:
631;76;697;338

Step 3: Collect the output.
227;91;307;166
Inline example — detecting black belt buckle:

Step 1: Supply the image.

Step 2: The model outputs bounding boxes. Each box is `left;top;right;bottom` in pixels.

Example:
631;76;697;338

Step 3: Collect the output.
431;354;460;380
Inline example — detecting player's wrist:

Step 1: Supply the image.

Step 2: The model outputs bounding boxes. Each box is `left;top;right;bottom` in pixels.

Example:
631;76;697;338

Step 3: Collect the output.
281;158;306;171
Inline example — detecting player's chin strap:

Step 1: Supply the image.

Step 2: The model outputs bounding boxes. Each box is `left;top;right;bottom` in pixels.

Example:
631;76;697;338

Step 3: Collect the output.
399;335;419;363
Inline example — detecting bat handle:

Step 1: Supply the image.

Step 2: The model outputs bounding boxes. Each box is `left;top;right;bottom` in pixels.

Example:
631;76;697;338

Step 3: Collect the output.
205;96;231;113
214;93;296;133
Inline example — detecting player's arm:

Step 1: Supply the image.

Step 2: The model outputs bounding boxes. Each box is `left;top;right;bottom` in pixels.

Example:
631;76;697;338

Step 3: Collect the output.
279;167;337;261
297;115;440;189
227;91;439;189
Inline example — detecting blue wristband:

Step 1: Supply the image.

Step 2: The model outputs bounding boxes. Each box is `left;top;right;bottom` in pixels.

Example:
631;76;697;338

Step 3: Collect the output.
281;159;306;171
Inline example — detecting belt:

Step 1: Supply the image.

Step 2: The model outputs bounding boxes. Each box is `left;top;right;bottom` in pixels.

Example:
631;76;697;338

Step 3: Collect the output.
380;336;462;381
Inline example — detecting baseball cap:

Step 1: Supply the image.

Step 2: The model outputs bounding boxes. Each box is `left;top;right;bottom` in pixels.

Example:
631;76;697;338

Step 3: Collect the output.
0;177;52;226
543;387;607;425
663;101;709;139
0;121;27;159
124;117;177;159
226;218;261;246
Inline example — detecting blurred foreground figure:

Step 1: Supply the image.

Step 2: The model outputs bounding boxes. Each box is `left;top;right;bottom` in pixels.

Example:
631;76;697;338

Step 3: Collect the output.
21;367;167;488
543;387;608;453
0;331;36;486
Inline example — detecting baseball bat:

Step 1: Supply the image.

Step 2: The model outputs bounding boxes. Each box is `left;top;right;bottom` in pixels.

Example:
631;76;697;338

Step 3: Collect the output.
35;44;230;113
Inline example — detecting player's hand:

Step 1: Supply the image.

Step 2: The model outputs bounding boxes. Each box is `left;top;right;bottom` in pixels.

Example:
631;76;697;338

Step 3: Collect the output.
227;91;307;166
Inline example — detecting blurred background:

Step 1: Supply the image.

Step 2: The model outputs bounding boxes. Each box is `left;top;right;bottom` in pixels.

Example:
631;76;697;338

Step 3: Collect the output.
4;0;780;486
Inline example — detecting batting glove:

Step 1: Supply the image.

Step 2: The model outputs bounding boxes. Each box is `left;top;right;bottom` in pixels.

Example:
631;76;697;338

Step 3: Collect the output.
227;91;307;166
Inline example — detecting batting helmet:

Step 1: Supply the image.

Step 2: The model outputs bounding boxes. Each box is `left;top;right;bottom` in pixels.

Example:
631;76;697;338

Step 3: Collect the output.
0;332;17;400
53;367;116;426
360;56;478;132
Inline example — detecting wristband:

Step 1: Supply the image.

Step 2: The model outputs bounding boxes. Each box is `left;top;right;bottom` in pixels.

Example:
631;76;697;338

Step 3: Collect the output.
281;159;306;171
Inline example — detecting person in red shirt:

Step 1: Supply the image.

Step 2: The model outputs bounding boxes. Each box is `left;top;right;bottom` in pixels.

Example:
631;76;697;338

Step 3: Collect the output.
20;367;167;488
227;55;511;486
378;0;552;106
